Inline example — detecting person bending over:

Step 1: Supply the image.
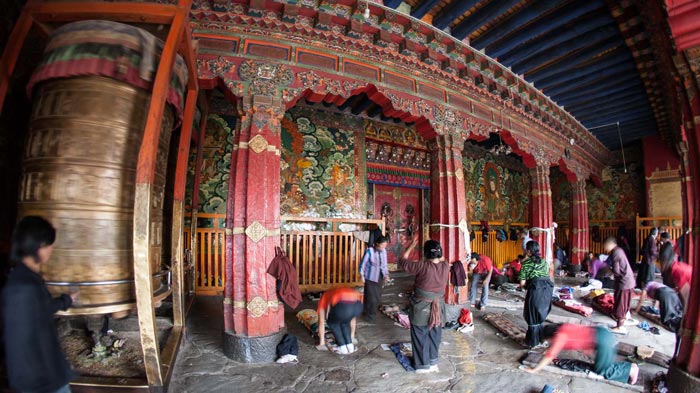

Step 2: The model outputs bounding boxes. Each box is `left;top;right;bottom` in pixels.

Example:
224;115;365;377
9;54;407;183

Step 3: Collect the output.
468;252;493;310
604;237;635;334
317;287;363;354
525;323;639;385
400;237;449;374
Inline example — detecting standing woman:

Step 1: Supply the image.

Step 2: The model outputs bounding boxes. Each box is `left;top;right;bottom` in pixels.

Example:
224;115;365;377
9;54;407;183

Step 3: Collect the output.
359;235;389;321
520;240;554;348
3;216;77;393
399;237;450;374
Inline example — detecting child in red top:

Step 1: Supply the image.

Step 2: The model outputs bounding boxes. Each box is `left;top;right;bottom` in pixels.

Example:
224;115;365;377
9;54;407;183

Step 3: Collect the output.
526;324;639;385
317;287;363;355
505;255;523;283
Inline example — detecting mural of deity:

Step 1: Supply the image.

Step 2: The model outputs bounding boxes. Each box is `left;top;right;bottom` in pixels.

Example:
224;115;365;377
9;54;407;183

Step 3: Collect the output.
483;163;503;220
462;153;530;223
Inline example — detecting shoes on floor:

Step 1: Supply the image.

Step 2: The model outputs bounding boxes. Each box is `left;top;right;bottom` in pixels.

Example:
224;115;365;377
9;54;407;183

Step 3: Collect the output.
415;366;438;374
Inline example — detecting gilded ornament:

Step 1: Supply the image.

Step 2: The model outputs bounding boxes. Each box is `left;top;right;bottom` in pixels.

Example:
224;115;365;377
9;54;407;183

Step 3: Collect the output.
245;221;267;243
246;296;267;318
248;134;269;153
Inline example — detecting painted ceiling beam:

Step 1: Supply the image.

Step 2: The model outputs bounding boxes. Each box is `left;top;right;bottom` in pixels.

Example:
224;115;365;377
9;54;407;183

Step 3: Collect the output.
566;89;649;114
451;0;523;40
555;79;646;106
584;111;656;128
410;0;441;20
486;0;604;59
547;64;639;98
384;0;404;9
500;13;614;66
533;50;631;89
432;0;481;30
525;38;622;82
576;102;653;123
511;31;621;75
563;86;648;110
471;0;562;49
554;74;643;104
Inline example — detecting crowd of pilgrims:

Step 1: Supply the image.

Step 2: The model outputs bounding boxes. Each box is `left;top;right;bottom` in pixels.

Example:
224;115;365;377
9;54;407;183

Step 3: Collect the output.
318;227;691;385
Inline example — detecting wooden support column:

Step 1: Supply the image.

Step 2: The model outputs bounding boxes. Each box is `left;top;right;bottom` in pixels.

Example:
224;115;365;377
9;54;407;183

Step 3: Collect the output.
132;5;187;387
171;88;197;327
428;133;468;305
222;93;285;362
189;94;209;296
569;180;588;265
529;164;553;269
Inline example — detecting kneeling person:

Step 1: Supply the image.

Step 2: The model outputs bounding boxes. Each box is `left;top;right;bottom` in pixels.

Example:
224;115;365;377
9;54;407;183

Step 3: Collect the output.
318;287;363;354
526;323;639;385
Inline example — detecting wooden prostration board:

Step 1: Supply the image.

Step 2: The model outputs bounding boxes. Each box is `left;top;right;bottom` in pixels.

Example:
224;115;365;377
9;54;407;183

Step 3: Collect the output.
483;313;526;346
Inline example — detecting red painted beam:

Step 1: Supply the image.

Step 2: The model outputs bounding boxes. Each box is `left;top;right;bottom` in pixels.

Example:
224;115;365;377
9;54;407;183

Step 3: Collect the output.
666;0;700;51
0;5;33;112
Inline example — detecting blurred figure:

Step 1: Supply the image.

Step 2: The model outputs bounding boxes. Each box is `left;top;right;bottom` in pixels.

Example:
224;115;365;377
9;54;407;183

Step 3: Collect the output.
525;324;639;385
659;242;691;311
635;281;682;332
637;228;658;290
3;216;77;393
520;229;532;253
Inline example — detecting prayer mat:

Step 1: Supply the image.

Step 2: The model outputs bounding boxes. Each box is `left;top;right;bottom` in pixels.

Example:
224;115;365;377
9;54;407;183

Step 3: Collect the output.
389;343;415;372
296;309;336;345
553;299;593;317
483;313;526;345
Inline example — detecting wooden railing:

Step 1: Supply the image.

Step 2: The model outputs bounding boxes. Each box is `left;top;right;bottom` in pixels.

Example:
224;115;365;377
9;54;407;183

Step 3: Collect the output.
183;213;225;295
469;221;528;268
636;215;683;262
281;217;384;293
586;219;634;256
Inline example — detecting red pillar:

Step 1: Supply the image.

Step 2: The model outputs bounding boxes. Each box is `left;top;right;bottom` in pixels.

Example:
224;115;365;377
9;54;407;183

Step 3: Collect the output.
222;94;285;362
569;180;589;265
529;164;554;268
428;134;468;304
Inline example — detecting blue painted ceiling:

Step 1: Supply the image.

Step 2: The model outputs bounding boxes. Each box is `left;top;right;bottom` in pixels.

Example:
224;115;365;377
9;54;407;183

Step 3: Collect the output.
391;0;658;150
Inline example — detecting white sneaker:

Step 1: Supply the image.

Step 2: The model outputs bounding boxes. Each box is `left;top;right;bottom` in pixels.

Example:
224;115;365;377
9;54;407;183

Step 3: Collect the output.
275;354;299;364
347;343;356;353
415;368;434;374
429;365;439;372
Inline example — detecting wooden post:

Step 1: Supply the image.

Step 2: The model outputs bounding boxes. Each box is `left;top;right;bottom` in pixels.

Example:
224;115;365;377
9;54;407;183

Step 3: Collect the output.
189;93;209;295
171;88;198;328
428;133;468;305
0;4;33;111
529;163;554;273
133;6;186;387
569;180;588;265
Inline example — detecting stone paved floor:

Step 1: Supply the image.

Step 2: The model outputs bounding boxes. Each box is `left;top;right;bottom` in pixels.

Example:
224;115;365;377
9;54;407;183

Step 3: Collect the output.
170;274;672;393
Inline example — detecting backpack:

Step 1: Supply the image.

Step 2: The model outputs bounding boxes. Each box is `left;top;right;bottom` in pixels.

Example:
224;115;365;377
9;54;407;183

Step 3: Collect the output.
458;308;472;326
276;334;299;358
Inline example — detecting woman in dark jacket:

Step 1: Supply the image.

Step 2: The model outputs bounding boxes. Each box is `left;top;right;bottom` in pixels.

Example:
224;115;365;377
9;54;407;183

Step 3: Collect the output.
3;216;77;393
399;237;449;374
520;240;554;349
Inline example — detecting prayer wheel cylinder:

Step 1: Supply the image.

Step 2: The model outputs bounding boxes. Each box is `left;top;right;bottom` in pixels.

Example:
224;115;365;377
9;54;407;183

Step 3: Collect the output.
19;75;174;316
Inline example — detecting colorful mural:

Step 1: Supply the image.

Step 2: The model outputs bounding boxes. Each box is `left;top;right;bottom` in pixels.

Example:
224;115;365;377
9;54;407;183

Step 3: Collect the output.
551;169;571;223
184;114;234;226
462;152;530;223
587;164;645;221
280;108;360;217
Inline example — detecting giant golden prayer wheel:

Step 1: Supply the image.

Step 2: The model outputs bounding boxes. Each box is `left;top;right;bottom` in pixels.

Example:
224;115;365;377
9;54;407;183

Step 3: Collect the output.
18;20;188;316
